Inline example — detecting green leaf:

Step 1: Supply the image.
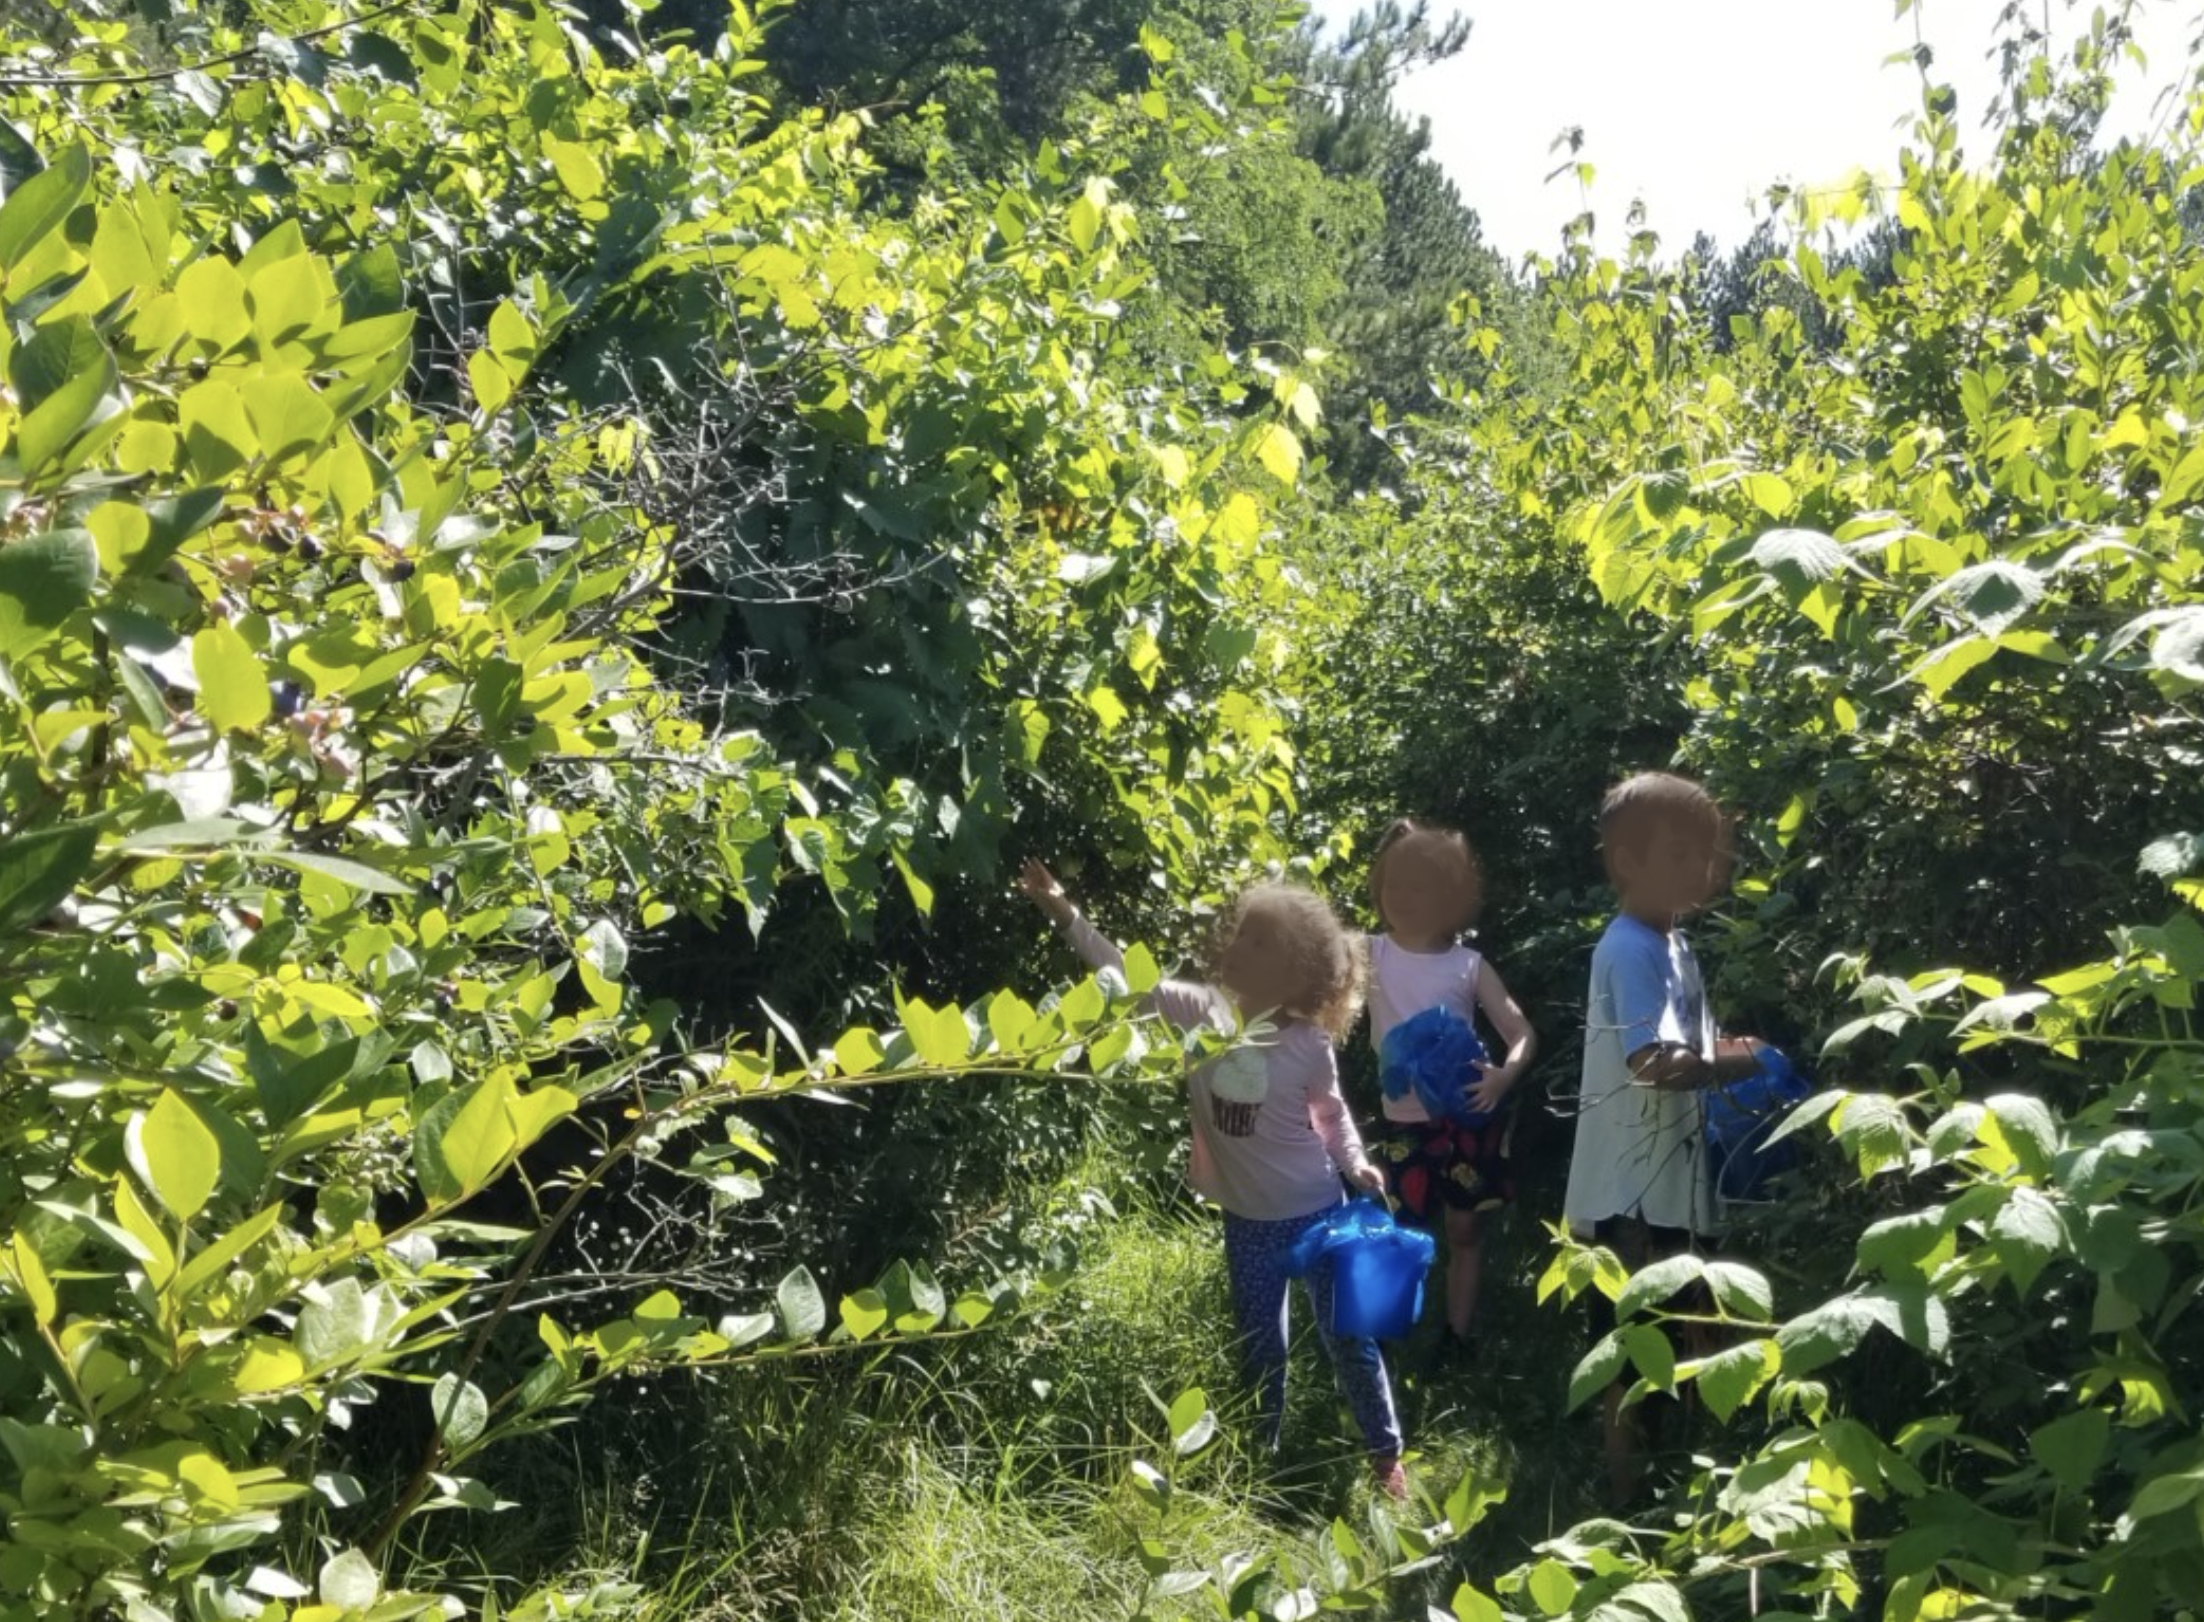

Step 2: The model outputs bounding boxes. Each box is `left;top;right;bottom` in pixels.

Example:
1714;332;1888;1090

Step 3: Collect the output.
1907;635;2000;699
179;379;258;478
1449;1585;1504;1622
1614;1252;1705;1322
2029;1408;2109;1494
838;1288;889;1340
1121;942;1161;996
1741;470;1794;516
543;137;605;202
176;1202;285;1299
0;528;97;662
1623;1323;1676;1390
1904;561;2044;636
193;620;273;732
467;350;512;414
891;848;934;917
0;819;97;935
1615;1582;1692;1622
1526;1560;1579;1616
1989;1186;2066;1296
337;242;404;321
1749;526;1845;588
2128;1465;2204;1522
417;1079;517;1202
1986;1094;2059;1175
900;998;971;1069
986;990;1037;1051
318;1549;379;1611
248;253;325;345
2160;438;2204;509
10;314;107;413
1690;1339;1779;1422
14;344;115;479
1775;1292;1877;1375
777;1265;826;1340
487;299;537;365
1702;1260;1774;1321
1067;180;1104;253
262;850;414;897
833;1027;885;1077
0;142;90;271
1254;421;1302;486
176;257;252;351
242;371;334;463
1444;1471;1505;1535
129;1089;223;1223
1857;1209;1951;1279
1567;1331;1627;1412
1084;685;1128;733
431;1374;488;1451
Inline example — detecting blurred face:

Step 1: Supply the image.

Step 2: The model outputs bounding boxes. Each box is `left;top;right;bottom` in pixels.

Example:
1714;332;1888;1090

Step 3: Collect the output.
1611;813;1723;918
1379;842;1470;945
1217;904;1306;1017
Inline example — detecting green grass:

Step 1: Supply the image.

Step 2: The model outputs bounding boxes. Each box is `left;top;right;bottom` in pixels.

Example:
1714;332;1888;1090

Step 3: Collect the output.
460;1140;1617;1621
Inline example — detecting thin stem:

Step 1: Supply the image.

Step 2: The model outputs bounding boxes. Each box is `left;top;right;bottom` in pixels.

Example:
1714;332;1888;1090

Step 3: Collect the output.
0;3;419;88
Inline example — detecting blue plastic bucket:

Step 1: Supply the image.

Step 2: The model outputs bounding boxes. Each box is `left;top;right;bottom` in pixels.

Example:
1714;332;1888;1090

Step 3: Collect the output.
1705;1047;1813;1203
1284;1198;1436;1340
1329;1224;1435;1340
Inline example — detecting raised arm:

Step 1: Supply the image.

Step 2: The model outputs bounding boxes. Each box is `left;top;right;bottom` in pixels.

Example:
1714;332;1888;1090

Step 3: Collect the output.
1018;859;1220;1032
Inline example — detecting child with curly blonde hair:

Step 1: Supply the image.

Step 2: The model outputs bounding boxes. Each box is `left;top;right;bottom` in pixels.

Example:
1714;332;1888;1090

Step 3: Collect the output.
1018;860;1406;1498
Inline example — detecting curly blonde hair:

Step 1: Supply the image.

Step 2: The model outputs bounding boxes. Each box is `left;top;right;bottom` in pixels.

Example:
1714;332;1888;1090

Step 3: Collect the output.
1209;882;1367;1042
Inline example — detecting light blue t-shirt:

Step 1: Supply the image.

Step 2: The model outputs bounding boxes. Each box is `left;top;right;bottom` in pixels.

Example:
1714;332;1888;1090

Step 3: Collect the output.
1563;914;1718;1235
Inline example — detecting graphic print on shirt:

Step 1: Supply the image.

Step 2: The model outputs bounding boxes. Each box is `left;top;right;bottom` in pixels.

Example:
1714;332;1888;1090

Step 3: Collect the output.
1206;1045;1270;1137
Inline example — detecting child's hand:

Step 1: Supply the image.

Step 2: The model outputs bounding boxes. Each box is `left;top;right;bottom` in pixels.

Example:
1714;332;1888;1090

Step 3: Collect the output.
1349;1163;1387;1196
1017;858;1076;926
1467;1065;1514;1116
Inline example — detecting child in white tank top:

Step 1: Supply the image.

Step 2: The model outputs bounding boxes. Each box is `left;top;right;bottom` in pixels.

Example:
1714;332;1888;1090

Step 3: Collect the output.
1365;819;1537;1350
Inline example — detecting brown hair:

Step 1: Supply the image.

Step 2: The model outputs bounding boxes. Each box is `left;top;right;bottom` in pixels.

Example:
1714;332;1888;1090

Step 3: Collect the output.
1368;818;1485;935
1598;773;1722;866
1212;882;1367;1042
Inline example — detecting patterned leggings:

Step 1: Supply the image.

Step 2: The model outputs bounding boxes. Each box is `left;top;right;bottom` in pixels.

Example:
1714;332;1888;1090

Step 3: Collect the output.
1222;1205;1403;1459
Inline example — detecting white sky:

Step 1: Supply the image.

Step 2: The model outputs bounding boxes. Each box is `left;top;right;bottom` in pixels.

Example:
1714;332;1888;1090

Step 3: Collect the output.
1306;0;2204;260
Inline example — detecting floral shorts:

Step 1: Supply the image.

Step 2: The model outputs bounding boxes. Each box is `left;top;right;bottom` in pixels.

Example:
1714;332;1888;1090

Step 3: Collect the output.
1377;1116;1513;1224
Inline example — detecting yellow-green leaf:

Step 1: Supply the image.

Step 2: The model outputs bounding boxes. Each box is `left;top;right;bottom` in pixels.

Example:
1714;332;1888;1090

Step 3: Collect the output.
129;1089;222;1224
1254;421;1302;487
193;620;272;732
467;350;512;414
543;137;605;203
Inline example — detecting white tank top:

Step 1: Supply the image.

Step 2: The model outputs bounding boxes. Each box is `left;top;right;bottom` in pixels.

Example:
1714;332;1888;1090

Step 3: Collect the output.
1368;934;1482;1123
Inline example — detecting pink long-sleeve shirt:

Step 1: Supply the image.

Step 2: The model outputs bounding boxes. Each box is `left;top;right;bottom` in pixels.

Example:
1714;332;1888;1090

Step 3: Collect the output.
1060;912;1373;1221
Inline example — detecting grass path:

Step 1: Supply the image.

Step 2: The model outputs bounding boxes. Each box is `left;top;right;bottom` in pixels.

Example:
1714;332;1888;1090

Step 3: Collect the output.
482;1134;1619;1621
